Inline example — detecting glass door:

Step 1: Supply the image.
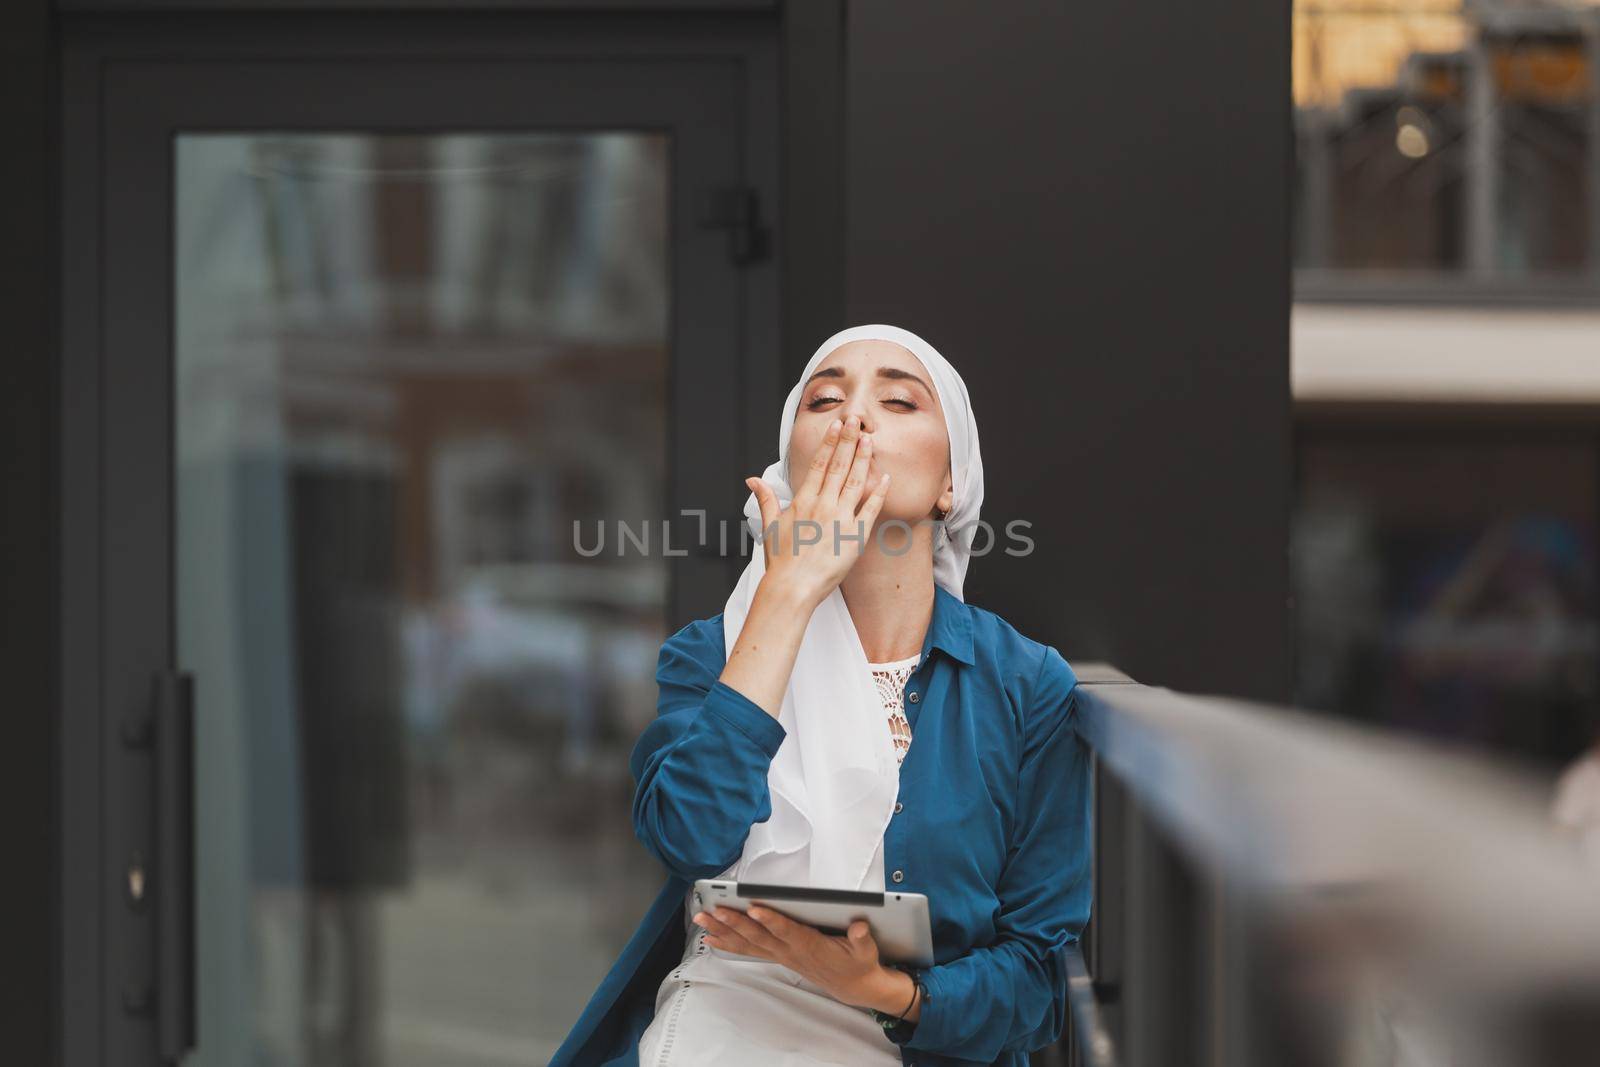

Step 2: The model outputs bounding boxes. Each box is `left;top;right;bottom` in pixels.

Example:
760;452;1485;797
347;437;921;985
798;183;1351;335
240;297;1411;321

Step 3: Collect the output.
176;129;676;1067
66;39;772;1067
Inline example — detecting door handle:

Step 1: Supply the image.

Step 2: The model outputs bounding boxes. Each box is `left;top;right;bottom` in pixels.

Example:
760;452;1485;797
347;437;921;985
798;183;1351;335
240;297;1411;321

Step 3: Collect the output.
154;670;196;1062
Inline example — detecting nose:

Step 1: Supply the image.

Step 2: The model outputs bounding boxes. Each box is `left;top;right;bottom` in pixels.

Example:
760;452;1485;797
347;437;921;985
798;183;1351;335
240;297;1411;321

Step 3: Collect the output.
842;397;874;435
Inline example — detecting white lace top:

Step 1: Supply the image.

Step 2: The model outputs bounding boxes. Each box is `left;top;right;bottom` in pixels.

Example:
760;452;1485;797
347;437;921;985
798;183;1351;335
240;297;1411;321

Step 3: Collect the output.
634;653;924;1066
867;652;921;765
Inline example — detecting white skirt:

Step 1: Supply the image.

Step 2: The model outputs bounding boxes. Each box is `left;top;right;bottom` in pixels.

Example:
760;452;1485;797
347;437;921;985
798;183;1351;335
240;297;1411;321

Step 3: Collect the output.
636;884;904;1067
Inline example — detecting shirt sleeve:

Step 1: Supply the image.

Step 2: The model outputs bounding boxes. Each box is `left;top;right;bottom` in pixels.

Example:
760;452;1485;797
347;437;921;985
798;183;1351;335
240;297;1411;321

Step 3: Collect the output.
890;642;1093;1060
629;616;789;882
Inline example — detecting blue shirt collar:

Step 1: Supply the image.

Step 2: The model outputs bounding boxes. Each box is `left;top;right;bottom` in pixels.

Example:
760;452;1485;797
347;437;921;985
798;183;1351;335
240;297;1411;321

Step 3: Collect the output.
921;583;976;667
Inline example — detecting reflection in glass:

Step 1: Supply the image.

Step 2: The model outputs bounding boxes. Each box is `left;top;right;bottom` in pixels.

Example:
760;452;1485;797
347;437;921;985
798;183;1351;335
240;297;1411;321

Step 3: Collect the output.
1293;437;1599;769
177;133;670;1065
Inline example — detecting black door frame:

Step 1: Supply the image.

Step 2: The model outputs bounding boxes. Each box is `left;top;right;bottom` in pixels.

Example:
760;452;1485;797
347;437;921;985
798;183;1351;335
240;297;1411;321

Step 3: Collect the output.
59;13;779;1065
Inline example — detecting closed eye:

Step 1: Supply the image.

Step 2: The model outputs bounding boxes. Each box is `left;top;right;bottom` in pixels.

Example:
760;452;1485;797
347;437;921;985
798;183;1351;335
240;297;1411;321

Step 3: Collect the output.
805;396;917;411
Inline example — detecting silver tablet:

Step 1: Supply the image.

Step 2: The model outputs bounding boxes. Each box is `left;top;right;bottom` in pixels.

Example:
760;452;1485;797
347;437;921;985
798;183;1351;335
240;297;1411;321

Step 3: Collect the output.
692;878;934;967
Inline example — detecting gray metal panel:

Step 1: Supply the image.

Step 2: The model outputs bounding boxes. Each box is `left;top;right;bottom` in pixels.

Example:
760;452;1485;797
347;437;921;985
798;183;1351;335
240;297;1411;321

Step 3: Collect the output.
1076;678;1600;997
1079;674;1600;1066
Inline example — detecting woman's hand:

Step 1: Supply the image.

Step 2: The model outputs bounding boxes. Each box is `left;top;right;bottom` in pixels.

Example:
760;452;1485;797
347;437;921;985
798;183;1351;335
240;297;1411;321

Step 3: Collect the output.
692;903;914;1016
746;414;891;609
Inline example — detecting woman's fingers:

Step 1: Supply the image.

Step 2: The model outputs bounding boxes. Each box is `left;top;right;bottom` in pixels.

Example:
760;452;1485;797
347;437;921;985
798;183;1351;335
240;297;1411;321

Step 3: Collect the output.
745;476;778;535
835;432;873;516
794;417;844;508
694;908;780;959
711;907;787;955
757;414;883;591
856;470;891;527
695;910;767;959
816;416;865;510
846;920;878;959
746;905;811;946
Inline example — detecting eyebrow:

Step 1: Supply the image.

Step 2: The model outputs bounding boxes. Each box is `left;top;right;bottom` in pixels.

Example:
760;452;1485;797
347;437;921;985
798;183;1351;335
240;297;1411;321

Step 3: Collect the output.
803;365;934;399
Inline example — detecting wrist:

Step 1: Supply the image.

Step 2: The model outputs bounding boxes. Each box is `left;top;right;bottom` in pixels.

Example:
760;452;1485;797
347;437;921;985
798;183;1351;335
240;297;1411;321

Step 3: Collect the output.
755;571;825;614
861;965;916;1015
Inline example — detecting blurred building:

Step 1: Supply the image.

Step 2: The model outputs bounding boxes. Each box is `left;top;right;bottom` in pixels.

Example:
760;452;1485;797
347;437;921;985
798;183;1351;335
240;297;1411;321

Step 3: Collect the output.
1292;0;1600;773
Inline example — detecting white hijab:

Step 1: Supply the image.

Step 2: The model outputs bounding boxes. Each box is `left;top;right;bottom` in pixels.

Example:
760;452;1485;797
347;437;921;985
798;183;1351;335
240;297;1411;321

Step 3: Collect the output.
720;324;985;891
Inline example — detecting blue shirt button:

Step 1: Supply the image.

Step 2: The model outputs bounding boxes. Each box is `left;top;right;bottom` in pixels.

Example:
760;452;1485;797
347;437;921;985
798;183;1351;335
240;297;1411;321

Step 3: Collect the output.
894;801;904;814
907;691;920;704
891;869;905;883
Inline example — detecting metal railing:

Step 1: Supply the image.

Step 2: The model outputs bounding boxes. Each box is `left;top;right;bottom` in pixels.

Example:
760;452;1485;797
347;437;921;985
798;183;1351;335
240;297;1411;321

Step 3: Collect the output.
1056;663;1600;1067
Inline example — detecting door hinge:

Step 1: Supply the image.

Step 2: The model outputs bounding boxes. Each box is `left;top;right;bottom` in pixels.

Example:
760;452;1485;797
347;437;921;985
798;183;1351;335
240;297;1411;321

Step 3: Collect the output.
698;186;771;265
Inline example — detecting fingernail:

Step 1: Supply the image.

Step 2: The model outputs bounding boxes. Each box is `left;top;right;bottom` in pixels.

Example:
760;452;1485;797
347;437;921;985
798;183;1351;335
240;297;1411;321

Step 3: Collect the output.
829;418;842;431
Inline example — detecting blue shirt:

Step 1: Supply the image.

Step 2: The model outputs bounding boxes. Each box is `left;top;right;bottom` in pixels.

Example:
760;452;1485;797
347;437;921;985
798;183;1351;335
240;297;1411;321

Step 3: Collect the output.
549;582;1091;1067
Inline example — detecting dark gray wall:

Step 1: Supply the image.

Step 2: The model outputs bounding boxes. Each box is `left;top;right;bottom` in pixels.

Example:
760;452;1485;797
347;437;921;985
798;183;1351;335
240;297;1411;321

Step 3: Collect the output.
780;0;847;379
2;0;56;1063
842;0;1291;702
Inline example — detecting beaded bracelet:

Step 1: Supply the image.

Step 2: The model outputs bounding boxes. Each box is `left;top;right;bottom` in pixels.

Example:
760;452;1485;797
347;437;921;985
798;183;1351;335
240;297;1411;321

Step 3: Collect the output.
870;965;925;1032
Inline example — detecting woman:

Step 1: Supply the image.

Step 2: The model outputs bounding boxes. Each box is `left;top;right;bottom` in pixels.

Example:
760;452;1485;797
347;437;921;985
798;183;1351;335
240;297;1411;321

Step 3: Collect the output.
550;324;1091;1067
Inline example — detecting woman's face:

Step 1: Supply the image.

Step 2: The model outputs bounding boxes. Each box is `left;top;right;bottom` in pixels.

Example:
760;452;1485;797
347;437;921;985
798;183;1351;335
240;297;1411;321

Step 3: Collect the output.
787;339;952;526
